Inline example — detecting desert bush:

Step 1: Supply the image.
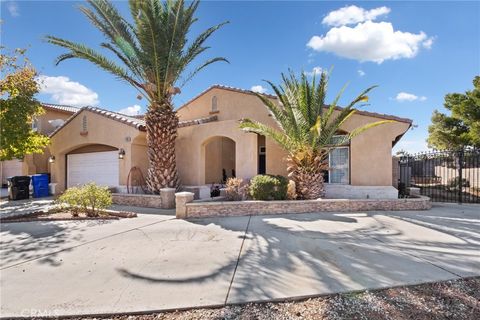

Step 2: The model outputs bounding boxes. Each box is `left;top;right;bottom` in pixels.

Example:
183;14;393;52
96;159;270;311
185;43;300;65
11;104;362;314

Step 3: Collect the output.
287;180;297;200
225;178;248;201
57;187;82;217
249;175;288;200
58;183;112;217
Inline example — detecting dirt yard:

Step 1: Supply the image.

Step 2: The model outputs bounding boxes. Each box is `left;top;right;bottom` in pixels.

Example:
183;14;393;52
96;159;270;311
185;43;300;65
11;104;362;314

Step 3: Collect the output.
65;277;479;320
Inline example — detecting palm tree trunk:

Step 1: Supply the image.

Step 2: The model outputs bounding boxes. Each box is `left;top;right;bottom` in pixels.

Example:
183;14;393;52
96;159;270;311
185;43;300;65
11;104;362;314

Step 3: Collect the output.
145;105;180;193
287;154;327;200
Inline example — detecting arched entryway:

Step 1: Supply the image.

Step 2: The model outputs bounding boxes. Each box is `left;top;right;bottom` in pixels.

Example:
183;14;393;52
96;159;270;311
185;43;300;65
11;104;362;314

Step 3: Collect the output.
203;136;236;184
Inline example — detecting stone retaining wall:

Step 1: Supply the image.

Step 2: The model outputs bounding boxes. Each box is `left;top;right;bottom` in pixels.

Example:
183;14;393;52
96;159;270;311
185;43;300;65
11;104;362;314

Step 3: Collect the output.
112;193;162;208
112;188;175;209
178;196;431;219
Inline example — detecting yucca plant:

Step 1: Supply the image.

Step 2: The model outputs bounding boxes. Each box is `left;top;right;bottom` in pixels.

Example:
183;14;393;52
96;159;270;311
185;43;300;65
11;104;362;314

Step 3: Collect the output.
45;0;228;193
240;71;392;199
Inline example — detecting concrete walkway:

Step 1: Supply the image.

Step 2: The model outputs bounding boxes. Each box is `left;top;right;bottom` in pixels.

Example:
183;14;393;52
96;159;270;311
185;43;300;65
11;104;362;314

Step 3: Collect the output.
1;203;479;317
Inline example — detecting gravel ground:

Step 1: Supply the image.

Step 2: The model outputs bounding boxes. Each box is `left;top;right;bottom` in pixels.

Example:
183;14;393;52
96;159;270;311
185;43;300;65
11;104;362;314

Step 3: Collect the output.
63;277;479;320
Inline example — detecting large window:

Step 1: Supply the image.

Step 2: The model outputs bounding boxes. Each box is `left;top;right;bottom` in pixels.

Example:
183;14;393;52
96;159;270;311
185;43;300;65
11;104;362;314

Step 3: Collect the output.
324;135;350;184
328;147;349;184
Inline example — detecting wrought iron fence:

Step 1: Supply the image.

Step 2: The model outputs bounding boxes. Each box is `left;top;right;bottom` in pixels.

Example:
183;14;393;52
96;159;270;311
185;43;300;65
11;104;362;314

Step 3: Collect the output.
397;148;480;203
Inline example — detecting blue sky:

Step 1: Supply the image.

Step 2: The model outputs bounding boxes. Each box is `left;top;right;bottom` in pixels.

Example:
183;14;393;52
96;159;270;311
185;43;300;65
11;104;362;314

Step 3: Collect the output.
2;0;479;153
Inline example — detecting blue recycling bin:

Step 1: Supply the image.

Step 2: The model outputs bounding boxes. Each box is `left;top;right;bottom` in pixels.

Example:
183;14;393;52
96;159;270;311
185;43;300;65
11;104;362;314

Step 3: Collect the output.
32;174;50;198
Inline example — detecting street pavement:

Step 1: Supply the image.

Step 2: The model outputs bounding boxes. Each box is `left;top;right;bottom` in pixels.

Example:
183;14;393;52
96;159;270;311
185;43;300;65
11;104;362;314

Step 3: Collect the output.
1;203;478;318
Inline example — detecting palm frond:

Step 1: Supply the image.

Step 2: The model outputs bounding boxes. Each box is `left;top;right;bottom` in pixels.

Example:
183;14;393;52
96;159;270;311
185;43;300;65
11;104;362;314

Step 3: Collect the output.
45;36;141;88
239;118;298;152
46;0;227;106
246;70;390;160
347;120;395;140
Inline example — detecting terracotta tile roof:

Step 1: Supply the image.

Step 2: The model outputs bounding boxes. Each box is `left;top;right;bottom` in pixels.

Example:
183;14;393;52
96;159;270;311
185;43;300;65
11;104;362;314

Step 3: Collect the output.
178;115;218;128
83;106;147;129
329;106;413;124
49;106;147;138
49;105;218;138
106;112;217;127
177;84;413;124
41;103;81;114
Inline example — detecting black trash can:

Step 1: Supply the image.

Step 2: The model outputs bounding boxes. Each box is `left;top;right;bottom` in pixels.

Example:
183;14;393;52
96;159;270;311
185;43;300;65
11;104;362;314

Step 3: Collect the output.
7;176;31;200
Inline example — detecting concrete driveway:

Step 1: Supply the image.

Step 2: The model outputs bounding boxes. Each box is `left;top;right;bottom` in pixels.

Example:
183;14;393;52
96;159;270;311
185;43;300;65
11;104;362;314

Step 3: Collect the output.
1;203;479;317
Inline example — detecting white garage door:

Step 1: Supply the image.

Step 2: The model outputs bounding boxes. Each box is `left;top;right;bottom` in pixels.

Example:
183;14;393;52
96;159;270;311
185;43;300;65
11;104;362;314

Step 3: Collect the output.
1;160;23;185
67;151;119;188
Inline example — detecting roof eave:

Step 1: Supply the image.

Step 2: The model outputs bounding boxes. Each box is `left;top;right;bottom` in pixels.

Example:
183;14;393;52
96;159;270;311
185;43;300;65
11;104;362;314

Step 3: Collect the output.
49;107;146;138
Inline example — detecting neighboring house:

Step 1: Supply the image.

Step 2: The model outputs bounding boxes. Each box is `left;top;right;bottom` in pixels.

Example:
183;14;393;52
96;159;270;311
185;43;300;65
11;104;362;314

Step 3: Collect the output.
46;85;412;199
0;103;79;186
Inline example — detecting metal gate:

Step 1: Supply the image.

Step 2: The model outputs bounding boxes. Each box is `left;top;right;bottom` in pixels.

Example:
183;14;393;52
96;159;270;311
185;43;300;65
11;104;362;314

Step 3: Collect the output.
398;148;480;203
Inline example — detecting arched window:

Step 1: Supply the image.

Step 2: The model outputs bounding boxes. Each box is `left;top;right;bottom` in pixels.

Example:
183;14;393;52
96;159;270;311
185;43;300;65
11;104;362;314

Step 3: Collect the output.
211;96;218;112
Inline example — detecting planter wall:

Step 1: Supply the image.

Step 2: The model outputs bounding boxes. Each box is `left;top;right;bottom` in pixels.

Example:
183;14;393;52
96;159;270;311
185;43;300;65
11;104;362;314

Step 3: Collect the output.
112;188;175;209
176;194;431;219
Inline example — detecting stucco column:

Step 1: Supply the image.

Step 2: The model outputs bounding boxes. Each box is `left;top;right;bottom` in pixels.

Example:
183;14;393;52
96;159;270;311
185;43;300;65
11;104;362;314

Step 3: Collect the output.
175;192;194;219
160;188;176;209
236;132;258;180
51;152;66;193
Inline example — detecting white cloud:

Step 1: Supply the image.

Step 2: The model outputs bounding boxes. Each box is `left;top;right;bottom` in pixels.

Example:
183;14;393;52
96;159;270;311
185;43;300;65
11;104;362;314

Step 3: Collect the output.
322;5;390;27
304;66;324;77
118;105;142;116
422;37;434;49
358;69;366;77
251;85;268;94
37;75;99;106
395;92;427;102
7;1;19;17
307;20;434;63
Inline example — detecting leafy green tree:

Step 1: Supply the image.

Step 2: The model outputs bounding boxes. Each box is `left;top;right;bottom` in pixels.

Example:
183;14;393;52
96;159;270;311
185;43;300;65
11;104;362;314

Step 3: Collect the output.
45;0;228;193
0;48;49;161
240;71;392;200
427;76;480;150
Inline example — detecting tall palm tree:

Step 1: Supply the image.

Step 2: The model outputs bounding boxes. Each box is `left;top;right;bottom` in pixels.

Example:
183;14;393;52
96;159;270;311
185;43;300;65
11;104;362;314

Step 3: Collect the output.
45;0;228;193
240;70;392;200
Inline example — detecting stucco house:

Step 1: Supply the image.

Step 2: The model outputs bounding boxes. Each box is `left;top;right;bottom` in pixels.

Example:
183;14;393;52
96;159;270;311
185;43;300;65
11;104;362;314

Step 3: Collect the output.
3;85;412;199
0;103;79;186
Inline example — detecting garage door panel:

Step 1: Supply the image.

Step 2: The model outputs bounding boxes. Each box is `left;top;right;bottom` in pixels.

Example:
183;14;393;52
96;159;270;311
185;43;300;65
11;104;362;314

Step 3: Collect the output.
67;151;119;188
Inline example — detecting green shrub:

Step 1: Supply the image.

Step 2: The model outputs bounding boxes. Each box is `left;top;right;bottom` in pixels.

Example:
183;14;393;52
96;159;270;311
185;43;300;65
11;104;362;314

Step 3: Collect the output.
249;175;288;200
225;177;248;201
58;183;112;217
57;187;82;217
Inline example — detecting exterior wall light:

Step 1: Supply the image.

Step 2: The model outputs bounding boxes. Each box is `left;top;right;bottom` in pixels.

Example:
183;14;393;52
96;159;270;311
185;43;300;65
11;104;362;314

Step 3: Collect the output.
118;148;125;160
48;156;56;163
